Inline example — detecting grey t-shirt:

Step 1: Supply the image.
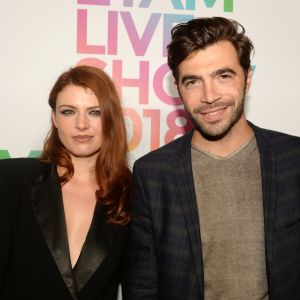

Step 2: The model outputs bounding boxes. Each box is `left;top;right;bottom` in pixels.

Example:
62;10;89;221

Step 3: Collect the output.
191;135;268;300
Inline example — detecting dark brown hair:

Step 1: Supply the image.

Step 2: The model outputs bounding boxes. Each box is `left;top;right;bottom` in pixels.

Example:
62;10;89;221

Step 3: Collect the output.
40;65;132;225
167;17;254;82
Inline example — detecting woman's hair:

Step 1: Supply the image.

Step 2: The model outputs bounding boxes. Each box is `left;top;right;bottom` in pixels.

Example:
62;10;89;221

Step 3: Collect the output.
40;65;132;225
167;16;254;82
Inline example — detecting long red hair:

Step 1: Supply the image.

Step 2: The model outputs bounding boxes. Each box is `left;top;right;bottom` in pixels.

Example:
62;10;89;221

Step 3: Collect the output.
40;65;132;225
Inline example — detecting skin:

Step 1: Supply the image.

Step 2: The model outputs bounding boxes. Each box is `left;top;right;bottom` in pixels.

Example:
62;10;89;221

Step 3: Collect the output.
52;84;102;267
177;40;253;157
52;84;102;160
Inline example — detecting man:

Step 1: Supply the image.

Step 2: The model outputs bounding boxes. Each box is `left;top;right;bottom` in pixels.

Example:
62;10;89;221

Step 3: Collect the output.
124;17;300;299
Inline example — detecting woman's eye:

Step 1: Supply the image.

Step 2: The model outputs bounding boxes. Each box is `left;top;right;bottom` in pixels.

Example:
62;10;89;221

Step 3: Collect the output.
60;109;75;115
89;110;101;116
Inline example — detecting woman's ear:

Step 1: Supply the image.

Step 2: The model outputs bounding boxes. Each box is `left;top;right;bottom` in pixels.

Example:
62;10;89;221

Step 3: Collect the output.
51;110;58;128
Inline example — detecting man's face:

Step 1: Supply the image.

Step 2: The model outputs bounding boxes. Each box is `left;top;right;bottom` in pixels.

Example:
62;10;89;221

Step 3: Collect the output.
177;40;252;140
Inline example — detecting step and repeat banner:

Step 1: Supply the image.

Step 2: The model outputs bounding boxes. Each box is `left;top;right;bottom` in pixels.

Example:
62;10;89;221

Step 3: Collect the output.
1;0;300;165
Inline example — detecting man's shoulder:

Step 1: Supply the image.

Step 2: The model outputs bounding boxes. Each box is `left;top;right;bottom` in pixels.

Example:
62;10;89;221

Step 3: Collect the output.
252;123;300;148
134;131;192;167
251;123;300;166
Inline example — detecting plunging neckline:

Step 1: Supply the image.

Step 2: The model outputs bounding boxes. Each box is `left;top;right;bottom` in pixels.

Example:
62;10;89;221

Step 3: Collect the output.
30;163;117;297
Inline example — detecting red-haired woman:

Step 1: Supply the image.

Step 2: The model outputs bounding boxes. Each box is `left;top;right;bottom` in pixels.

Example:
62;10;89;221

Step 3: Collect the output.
0;66;132;300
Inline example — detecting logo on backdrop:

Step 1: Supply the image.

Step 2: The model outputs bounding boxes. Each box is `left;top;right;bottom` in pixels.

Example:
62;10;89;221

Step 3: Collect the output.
0;0;234;159
76;0;234;155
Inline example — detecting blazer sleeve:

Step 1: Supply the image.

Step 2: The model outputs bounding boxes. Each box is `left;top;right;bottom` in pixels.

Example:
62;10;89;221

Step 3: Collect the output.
0;160;13;293
123;161;159;300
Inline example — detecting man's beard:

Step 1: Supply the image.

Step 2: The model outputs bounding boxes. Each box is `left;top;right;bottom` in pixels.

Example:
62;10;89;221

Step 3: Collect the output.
187;90;246;141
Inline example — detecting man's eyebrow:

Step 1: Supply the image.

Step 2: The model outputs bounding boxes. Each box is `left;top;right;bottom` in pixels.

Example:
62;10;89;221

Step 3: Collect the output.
180;68;237;84
181;75;202;84
213;68;237;76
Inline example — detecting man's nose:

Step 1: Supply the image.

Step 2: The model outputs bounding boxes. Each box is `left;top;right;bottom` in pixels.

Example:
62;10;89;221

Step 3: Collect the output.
202;80;221;104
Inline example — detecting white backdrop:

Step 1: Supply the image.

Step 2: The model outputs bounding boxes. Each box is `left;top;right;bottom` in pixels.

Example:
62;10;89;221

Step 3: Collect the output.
1;0;300;164
1;1;300;299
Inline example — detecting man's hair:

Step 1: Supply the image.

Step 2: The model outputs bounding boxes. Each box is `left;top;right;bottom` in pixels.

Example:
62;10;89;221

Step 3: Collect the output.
167;17;254;82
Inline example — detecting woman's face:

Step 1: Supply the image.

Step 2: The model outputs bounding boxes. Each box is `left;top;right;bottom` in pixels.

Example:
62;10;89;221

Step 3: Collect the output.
52;84;102;159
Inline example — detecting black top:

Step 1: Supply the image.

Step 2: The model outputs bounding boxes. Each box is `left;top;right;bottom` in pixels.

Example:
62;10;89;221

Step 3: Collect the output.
0;158;128;300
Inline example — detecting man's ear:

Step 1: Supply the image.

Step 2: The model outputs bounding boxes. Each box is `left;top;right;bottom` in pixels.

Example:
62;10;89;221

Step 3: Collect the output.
175;81;182;98
245;67;253;93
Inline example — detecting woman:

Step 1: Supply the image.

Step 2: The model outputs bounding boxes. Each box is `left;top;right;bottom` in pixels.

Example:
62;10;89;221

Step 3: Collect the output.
0;65;132;300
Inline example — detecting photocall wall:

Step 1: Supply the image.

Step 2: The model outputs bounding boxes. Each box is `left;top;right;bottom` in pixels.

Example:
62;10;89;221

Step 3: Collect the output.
1;0;300;167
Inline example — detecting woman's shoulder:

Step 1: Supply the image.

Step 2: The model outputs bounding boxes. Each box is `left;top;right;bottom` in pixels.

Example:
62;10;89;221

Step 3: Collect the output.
0;158;49;178
0;157;41;169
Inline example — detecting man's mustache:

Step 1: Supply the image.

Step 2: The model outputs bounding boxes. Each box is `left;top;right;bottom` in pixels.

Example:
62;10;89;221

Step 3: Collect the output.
193;101;234;114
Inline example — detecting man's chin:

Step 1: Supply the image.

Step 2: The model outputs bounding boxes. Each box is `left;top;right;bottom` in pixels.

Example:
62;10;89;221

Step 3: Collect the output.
197;128;229;141
193;121;232;141
192;110;244;141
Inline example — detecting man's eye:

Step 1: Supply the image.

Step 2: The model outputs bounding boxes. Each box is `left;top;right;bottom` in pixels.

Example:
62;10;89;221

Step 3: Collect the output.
185;79;198;87
219;73;232;80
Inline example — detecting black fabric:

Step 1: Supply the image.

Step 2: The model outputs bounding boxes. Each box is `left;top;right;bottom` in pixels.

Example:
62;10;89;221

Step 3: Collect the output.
0;159;128;300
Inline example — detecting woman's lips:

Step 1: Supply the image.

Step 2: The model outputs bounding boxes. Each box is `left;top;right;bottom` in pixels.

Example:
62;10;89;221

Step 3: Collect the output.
73;135;93;142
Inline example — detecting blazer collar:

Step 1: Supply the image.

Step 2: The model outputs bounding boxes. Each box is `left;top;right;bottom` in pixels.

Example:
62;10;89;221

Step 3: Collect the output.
249;122;277;228
73;201;119;291
30;163;115;299
174;130;205;300
249;122;278;281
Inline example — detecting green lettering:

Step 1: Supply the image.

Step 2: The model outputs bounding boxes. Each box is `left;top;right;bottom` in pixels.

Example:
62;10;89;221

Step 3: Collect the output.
0;150;11;159
28;150;42;158
204;0;233;12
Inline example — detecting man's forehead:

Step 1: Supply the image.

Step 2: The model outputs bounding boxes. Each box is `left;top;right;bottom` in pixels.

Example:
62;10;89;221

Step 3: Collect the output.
178;42;241;75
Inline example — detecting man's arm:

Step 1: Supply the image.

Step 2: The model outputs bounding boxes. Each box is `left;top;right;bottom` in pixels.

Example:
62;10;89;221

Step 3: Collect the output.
123;161;159;299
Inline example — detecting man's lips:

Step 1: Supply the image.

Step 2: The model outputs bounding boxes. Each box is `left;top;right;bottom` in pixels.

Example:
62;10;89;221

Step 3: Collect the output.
73;135;94;142
194;103;232;123
199;106;227;115
200;107;227;122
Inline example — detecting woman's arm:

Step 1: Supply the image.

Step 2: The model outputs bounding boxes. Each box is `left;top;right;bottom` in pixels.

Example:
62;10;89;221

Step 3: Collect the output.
0;159;13;293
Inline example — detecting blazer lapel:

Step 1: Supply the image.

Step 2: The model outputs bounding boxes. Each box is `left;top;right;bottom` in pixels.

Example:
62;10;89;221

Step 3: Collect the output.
251;123;277;286
30;163;79;300
175;131;205;299
72;202;116;291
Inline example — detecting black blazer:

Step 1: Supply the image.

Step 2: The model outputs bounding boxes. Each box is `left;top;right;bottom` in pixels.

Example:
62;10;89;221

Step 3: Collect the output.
124;122;300;300
0;158;128;300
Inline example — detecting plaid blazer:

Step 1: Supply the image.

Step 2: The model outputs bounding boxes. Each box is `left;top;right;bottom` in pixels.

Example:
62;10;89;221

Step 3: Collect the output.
124;122;300;300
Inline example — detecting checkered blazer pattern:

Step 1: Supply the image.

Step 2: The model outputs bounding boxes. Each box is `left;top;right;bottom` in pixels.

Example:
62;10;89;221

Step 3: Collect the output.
123;122;300;300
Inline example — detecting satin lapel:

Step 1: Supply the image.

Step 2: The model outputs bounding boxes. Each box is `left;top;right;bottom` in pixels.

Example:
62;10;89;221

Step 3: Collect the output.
251;124;277;284
30;164;79;300
73;202;116;291
175;131;204;299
